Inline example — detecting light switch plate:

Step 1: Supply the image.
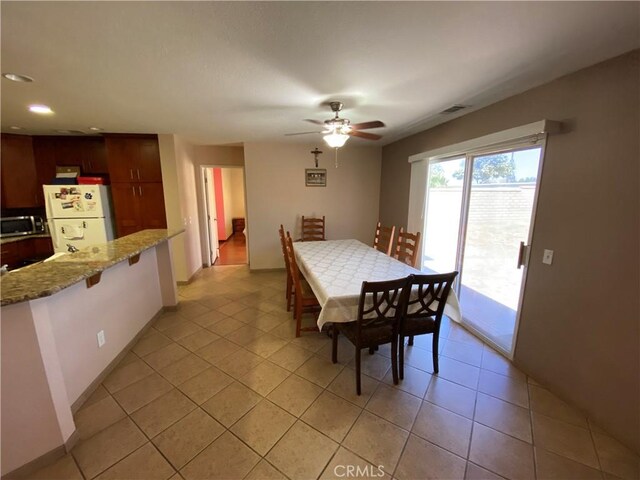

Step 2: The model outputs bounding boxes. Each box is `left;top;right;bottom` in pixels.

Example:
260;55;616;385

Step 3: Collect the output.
97;330;106;348
542;249;554;265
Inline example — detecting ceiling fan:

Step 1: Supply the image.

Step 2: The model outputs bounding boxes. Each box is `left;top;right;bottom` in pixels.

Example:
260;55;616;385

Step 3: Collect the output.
286;101;385;148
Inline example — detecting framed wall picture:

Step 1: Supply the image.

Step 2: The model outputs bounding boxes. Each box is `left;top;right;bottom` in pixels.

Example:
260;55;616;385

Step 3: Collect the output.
305;168;326;187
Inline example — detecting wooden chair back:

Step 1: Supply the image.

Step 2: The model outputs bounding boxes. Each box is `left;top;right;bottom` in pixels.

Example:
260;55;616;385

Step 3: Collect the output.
399;271;458;376
279;224;295;311
356;277;410;342
278;225;291;272
404;272;458;322
301;216;325;241
285;233;303;289
373;222;395;256
395;228;421;268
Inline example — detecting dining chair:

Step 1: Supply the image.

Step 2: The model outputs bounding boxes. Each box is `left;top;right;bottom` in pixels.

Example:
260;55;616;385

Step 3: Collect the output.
278;225;294;312
395;227;421;268
373;221;395;256
331;277;410;395
399;272;458;378
285;233;320;337
301;216;325;241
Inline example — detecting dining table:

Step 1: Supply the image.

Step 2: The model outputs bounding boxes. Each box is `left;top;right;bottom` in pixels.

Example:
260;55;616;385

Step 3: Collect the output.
293;239;462;330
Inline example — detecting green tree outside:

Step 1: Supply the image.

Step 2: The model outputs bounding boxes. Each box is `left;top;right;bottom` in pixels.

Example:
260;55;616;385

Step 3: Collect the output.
453;153;515;184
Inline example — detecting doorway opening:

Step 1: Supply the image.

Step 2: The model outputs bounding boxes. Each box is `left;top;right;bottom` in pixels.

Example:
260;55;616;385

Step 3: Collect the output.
201;166;247;266
422;143;545;356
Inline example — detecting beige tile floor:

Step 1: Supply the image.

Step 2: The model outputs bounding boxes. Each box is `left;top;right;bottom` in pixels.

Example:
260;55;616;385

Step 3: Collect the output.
27;266;639;480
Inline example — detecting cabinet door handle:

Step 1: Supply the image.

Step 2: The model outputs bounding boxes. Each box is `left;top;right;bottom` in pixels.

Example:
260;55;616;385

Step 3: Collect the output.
138;186;143;196
88;160;92;170
130;169;134;180
131;186;136;196
136;169;140;180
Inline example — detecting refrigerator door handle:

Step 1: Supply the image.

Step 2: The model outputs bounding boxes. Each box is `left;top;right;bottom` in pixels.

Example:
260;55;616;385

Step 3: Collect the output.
50;222;60;251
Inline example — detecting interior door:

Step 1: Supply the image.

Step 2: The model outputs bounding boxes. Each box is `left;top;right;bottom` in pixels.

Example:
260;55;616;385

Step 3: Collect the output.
204;169;219;265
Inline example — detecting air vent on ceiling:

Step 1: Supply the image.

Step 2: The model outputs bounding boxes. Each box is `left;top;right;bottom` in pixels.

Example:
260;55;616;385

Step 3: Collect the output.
440;104;468;114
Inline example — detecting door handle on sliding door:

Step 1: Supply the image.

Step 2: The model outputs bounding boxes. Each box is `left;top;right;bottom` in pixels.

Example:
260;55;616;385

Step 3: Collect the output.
517;241;530;269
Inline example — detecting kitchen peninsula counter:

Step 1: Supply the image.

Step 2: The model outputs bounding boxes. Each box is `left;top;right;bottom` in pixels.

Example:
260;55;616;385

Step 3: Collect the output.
1;229;183;306
1;229;183;477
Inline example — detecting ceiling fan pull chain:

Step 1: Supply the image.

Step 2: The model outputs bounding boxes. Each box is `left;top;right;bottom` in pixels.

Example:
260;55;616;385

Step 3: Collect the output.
335;148;339;168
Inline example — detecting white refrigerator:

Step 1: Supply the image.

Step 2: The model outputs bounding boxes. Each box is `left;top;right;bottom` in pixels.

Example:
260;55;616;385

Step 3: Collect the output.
43;185;116;254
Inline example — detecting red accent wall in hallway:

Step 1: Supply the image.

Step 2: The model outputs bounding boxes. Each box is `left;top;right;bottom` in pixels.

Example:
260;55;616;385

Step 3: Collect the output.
213;168;226;239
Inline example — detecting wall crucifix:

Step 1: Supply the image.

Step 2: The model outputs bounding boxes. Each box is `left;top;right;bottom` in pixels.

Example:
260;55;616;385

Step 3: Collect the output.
310;147;323;168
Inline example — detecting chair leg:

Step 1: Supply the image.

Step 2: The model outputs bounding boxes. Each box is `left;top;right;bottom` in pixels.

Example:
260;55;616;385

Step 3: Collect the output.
295;297;302;338
286;275;292;311
408;335;414;346
355;348;362;396
432;333;439;374
332;325;338;364
399;335;405;380
391;338;398;385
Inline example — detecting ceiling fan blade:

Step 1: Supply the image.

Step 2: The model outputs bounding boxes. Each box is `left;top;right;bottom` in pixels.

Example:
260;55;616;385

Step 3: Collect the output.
304;119;325;126
284;131;322;136
350;120;385;130
349;130;382;141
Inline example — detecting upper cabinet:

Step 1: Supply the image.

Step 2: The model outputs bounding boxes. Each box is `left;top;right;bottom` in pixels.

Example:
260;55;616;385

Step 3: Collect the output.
105;135;163;183
32;136;108;175
55;137;109;174
1;134;40;208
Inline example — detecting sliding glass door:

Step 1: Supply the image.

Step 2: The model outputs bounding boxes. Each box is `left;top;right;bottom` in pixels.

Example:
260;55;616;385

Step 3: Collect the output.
422;144;544;355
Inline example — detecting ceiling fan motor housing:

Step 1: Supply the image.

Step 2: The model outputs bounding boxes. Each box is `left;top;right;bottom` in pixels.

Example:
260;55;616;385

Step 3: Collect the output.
329;101;344;113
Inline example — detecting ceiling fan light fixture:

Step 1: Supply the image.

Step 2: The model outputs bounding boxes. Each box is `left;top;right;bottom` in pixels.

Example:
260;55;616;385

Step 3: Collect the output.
323;132;349;148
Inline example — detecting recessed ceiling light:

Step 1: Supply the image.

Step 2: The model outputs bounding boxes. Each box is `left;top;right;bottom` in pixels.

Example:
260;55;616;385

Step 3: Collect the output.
88;127;103;131
29;104;54;114
2;73;34;82
9;126;23;130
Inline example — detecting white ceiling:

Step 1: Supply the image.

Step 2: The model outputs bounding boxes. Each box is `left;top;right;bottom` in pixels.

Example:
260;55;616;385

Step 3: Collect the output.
1;2;638;146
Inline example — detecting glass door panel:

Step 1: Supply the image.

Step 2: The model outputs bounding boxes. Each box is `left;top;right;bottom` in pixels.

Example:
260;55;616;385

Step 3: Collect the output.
422;157;466;274
458;147;542;352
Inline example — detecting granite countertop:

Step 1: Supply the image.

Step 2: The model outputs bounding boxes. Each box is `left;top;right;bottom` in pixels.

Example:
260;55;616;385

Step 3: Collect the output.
1;229;184;307
1;233;51;245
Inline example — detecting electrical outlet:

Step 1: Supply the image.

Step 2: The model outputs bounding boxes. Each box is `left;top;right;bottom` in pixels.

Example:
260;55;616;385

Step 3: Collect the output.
542;249;554;265
97;330;106;348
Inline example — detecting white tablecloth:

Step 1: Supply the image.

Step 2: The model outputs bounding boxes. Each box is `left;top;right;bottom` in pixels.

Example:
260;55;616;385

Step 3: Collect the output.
293;239;461;330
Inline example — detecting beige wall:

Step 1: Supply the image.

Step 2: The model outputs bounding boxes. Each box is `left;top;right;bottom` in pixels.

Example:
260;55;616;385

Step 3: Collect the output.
1;243;174;475
194;145;245;167
379;50;640;453
159;134;202;281
244;143;382;270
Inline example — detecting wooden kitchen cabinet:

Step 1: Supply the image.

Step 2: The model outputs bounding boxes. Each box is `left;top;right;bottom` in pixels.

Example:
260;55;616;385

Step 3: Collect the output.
1;242;20;269
31;136;58;204
1;134;40;209
32;237;54;257
105;135;163;183
33;136;108;176
0;238;48;269
54;137;108;174
110;182;167;237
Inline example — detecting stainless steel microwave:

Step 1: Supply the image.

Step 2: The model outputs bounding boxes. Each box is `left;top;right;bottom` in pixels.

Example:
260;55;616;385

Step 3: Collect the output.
0;216;46;238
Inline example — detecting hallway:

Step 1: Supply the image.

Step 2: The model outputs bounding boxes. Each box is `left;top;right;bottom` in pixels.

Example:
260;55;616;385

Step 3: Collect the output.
215;233;247;266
